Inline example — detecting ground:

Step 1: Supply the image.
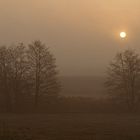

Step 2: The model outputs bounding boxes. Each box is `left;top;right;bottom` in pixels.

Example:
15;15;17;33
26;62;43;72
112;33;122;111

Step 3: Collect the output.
0;113;140;140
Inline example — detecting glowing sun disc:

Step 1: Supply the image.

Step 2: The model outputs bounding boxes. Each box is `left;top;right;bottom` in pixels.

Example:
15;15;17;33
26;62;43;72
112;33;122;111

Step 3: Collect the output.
120;32;126;38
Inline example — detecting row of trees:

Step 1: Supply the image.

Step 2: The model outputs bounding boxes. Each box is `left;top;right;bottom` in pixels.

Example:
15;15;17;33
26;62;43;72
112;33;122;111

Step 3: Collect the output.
106;49;140;110
0;40;138;112
0;40;60;112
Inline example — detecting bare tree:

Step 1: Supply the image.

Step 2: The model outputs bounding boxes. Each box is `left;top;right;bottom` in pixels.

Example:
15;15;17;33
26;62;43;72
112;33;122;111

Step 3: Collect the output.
27;40;60;108
106;49;140;110
0;46;13;112
0;41;60;112
9;43;30;111
0;44;30;112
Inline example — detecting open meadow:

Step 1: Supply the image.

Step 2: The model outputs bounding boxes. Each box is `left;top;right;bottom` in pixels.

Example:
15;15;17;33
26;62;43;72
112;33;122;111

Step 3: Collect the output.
0;113;140;140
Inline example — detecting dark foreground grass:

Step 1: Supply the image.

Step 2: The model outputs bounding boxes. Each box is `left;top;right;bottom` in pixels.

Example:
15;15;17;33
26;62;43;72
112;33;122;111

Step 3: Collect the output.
0;113;140;140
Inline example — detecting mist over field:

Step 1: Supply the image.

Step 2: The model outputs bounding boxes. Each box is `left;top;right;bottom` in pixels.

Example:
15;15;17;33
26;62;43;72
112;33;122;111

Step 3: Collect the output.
0;0;140;140
61;76;106;98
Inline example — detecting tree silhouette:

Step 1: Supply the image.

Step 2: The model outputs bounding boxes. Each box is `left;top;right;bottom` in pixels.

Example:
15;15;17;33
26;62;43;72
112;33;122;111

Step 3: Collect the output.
0;41;60;112
0;46;13;112
106;49;140;110
9;43;30;111
27;40;60;109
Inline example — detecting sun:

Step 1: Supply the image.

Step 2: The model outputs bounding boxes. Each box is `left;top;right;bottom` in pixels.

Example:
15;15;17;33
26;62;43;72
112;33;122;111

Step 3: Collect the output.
120;32;126;39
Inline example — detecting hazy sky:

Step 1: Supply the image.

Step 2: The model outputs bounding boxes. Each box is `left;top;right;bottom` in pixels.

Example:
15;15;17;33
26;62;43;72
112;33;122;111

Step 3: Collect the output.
0;0;140;76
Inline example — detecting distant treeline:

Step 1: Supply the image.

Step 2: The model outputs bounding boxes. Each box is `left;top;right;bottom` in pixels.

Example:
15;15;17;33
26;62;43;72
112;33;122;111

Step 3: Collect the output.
0;40;60;112
37;96;140;113
0;96;137;113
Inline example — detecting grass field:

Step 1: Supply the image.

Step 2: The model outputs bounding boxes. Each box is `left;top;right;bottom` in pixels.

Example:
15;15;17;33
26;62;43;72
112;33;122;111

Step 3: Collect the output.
0;113;140;140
